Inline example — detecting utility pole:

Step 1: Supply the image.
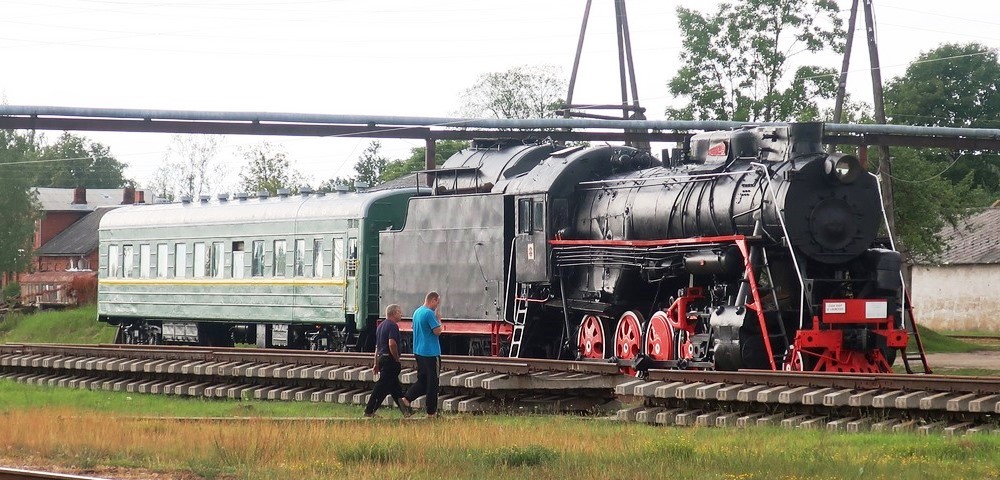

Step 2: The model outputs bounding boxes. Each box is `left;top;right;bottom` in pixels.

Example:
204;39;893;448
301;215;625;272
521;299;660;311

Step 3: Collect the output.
831;0;859;127
562;0;649;150
861;0;898;242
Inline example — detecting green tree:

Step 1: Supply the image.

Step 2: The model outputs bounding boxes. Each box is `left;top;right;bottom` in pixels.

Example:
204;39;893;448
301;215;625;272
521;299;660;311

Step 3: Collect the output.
352;141;387;187
0;130;41;280
880;43;1000;261
885;43;1000;194
237;142;304;195
319;141;386;191
887;148;988;262
665;0;843;122
33;132;130;188
459;65;567;119
380;140;469;183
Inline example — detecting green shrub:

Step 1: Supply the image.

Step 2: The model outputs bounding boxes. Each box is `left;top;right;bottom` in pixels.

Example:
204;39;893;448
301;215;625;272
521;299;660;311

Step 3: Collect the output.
487;445;557;467
336;441;401;464
2;282;20;303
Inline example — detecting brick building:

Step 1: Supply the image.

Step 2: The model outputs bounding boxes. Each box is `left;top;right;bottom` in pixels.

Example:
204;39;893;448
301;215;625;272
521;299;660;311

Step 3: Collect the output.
12;187;145;307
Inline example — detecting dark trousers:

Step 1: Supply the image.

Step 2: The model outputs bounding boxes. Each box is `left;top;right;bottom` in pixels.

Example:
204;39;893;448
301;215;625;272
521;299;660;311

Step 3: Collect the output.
364;355;404;415
405;354;440;415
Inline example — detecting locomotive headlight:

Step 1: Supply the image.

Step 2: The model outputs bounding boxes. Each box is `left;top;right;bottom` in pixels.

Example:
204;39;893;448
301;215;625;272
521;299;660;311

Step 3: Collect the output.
824;153;862;184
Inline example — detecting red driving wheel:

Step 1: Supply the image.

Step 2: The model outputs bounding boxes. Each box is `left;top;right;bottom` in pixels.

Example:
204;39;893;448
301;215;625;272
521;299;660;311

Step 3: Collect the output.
643;311;676;361
615;311;644;359
614;311;645;374
577;314;607;359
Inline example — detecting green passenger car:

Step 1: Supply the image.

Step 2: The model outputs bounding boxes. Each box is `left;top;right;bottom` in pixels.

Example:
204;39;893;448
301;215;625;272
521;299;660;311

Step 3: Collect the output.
97;188;416;350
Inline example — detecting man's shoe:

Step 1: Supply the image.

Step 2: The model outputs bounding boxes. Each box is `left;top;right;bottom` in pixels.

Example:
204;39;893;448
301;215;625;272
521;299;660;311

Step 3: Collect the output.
363;413;377;418
400;404;414;418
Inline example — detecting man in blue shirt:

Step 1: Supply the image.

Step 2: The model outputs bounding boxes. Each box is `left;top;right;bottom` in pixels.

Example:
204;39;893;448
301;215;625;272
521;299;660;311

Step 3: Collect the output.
401;291;443;416
364;304;412;418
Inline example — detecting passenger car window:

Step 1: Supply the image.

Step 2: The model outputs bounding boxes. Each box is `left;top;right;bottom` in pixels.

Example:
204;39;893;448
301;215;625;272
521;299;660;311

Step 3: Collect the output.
294;239;306;277
108;245;120;278
175;244;187;278
157;244;169;278
211;242;224;278
312;238;324;277
139;244;151;278
273;240;287;277
122;245;134;278
347;238;358;277
232;241;245;279
333;238;344;279
251;240;265;277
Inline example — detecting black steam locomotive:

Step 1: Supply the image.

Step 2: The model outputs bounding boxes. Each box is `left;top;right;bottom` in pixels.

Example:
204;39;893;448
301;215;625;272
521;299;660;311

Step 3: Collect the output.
381;123;912;373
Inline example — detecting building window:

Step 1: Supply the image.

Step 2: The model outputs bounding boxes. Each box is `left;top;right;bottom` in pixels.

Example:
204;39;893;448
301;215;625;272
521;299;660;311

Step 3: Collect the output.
293;239;306;277
139;244;151;278
194;243;206;278
175;243;187;278
251;240;265;277
273;240;286;277
232;241;245;279
122;244;134;278
157;244;169;278
312;238;323;278
108;245;120;278
347;237;358;277
333;238;345;279
210;242;224;278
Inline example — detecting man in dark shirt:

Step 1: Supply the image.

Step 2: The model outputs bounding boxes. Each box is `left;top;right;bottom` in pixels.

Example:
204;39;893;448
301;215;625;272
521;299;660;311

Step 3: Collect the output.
363;304;412;418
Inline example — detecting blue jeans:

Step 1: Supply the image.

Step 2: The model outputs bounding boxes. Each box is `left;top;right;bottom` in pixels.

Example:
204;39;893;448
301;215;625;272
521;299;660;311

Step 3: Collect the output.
404;355;440;415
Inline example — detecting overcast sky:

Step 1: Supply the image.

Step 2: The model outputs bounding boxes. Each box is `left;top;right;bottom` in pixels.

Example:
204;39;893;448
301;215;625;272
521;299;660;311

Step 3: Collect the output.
3;0;999;191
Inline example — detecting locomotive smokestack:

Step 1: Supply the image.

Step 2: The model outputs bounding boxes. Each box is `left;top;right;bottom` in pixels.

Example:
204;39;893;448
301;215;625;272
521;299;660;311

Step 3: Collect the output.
789;122;824;155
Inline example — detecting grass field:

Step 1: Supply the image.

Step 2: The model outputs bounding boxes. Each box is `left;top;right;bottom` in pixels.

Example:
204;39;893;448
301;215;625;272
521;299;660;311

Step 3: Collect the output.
0;305;115;344
917;325;988;353
0;381;998;480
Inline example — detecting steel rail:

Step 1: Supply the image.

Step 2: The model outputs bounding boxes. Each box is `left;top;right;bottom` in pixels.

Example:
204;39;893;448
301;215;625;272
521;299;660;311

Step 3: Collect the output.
0;468;111;480
645;369;1000;395
4;344;996;394
0;344;621;376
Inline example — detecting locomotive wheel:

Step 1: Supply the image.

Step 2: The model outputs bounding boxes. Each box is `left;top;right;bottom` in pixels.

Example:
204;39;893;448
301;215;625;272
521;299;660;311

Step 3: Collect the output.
577;315;607;359
643;311;676;361
783;347;805;371
614;311;645;375
783;346;818;372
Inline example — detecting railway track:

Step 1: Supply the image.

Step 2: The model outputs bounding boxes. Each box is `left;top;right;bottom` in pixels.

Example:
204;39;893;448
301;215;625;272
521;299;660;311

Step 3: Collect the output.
1;343;998;434
0;468;110;480
0;344;622;414
616;369;1000;435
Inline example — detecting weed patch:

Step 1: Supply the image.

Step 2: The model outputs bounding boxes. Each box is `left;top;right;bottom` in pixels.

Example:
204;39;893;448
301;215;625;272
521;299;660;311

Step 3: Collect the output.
485;445;558;467
335;441;403;464
0;306;115;344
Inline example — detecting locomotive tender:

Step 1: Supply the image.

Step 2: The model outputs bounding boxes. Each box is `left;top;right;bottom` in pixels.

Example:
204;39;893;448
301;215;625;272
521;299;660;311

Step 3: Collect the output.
99;122;913;373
